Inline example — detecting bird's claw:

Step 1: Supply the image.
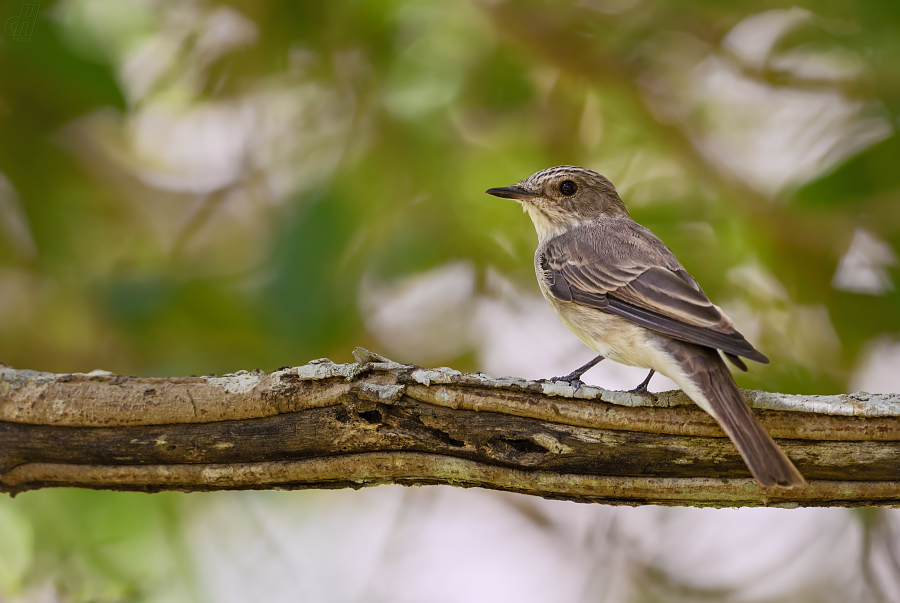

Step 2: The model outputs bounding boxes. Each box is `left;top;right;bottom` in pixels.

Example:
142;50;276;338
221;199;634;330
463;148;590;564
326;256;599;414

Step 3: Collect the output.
549;374;586;392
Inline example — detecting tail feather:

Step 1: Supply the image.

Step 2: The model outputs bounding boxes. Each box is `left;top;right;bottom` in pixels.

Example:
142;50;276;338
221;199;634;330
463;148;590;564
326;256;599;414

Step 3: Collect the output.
661;341;806;488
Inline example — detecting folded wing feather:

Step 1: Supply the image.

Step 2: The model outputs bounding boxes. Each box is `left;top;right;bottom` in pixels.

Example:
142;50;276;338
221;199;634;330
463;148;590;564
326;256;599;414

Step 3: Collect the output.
540;220;769;368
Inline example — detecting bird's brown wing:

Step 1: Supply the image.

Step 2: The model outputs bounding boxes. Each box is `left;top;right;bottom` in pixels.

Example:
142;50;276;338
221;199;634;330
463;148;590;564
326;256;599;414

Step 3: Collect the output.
540;220;769;367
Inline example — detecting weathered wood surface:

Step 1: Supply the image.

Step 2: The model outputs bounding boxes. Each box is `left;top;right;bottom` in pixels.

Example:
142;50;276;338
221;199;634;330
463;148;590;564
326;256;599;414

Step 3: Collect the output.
1;349;898;507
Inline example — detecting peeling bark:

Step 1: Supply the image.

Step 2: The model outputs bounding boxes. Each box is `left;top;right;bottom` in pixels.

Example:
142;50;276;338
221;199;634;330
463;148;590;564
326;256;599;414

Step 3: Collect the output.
1;349;898;507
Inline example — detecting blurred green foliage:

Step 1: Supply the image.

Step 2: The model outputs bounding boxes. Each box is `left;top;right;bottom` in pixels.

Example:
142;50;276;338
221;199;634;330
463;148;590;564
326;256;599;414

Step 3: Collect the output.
1;0;899;600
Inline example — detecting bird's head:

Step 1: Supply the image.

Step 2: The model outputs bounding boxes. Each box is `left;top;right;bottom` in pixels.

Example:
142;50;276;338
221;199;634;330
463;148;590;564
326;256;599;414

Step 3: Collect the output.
486;166;628;241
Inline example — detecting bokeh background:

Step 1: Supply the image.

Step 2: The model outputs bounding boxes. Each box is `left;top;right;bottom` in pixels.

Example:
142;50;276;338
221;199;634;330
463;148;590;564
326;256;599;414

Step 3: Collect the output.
2;0;900;601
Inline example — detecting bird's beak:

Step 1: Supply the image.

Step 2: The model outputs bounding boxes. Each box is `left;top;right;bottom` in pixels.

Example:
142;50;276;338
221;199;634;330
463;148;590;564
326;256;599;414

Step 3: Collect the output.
485;186;541;201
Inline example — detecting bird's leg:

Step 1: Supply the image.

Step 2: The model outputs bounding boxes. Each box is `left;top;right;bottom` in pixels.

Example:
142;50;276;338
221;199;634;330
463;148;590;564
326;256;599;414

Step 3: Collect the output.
550;355;605;391
630;369;655;394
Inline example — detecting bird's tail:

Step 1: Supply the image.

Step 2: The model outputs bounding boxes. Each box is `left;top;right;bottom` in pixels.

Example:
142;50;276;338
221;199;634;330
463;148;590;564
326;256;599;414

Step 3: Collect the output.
661;341;806;488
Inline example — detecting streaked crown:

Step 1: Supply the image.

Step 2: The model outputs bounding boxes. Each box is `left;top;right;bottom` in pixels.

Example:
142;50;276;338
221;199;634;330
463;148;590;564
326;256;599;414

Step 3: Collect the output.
522;165;616;193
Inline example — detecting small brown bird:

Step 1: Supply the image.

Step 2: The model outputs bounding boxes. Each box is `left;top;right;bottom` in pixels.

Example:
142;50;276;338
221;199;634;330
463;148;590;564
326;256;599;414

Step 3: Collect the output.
486;165;805;487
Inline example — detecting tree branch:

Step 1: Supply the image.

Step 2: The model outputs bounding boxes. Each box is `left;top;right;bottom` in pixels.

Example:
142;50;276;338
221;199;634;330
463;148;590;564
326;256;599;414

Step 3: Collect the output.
2;349;898;507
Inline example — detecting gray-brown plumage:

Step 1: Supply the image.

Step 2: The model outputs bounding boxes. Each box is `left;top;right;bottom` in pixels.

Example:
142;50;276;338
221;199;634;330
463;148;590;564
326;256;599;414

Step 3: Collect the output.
486;165;806;488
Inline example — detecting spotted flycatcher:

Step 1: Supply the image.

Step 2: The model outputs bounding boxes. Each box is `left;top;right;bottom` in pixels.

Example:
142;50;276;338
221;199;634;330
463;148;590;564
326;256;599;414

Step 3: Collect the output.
486;166;805;487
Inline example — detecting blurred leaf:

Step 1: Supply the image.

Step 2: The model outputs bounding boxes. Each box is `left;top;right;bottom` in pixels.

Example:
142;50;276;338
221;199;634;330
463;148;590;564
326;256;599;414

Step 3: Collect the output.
0;501;33;595
793;134;900;207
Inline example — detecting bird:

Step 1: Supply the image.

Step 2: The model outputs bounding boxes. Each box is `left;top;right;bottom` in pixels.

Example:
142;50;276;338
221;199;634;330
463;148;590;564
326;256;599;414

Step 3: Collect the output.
486;165;806;488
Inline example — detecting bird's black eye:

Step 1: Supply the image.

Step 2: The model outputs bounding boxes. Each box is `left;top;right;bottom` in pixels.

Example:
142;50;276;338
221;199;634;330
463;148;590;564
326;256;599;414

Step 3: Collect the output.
559;180;577;196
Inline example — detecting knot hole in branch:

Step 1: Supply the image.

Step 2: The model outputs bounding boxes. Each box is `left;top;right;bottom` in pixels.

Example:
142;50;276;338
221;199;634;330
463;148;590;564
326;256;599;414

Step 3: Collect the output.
504;438;548;454
358;409;383;424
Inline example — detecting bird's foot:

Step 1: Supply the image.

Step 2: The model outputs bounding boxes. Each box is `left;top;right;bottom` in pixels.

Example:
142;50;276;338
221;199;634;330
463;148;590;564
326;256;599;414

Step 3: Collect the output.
628;370;655;394
549;373;588;392
629;382;650;394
